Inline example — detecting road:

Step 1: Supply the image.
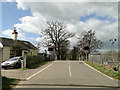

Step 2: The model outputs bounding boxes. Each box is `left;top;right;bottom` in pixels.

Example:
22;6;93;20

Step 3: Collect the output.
13;60;119;89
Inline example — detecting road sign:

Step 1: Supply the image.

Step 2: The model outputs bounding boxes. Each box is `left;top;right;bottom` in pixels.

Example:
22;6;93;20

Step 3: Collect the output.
48;47;54;51
84;46;89;50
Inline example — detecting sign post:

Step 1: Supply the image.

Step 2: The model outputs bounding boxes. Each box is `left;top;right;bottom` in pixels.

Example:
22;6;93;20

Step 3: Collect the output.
86;50;88;61
24;52;27;68
84;46;89;61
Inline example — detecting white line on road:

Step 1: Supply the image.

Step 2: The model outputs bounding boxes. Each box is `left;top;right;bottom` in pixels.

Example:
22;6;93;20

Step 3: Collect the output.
68;61;70;64
26;62;54;80
68;61;72;78
69;66;72;77
82;61;114;80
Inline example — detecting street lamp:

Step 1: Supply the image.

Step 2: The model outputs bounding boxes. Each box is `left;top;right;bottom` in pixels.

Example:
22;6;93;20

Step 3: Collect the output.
109;39;116;62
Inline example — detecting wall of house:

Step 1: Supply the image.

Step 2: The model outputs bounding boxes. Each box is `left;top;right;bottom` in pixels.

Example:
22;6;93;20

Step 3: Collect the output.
30;49;37;55
22;49;38;57
3;47;11;61
22;50;28;57
35;49;38;55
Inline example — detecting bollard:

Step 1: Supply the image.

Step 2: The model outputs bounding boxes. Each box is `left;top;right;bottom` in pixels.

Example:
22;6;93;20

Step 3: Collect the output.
21;60;24;69
24;55;26;68
24;52;27;68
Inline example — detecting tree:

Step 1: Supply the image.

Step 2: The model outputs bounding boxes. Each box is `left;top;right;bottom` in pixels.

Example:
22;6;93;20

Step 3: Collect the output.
69;46;79;60
42;21;74;60
60;40;70;60
77;30;103;60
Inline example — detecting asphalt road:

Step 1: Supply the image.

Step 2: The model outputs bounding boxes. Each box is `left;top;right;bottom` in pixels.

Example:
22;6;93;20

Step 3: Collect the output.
13;60;119;89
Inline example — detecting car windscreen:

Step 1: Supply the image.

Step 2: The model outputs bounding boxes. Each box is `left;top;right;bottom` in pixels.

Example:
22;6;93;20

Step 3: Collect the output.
8;57;19;61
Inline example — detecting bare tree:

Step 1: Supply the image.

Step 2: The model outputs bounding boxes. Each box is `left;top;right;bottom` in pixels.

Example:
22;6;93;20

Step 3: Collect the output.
42;21;74;60
77;30;103;57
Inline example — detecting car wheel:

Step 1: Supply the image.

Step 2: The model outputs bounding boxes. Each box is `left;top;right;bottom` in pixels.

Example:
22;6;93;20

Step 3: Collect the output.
15;63;19;69
19;63;21;68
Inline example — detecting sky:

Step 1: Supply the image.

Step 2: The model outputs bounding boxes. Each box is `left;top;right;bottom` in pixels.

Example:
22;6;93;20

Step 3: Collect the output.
1;0;119;53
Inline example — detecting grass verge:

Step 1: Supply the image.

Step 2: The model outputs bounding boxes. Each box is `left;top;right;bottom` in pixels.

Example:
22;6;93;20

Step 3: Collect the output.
2;76;19;90
86;61;120;80
21;68;29;70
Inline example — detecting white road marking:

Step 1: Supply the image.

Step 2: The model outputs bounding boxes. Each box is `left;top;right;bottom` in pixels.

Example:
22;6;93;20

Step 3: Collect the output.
68;61;72;78
26;62;54;80
68;61;70;64
69;65;72;78
82;61;114;80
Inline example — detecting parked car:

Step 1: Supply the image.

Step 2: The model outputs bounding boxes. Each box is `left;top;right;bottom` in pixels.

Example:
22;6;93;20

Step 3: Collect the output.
1;56;23;69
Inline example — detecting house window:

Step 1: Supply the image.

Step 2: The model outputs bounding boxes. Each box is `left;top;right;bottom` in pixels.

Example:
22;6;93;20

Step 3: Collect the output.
10;50;15;58
10;50;22;57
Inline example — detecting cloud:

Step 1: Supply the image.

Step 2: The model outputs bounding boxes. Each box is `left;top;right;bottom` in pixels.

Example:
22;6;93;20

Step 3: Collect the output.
30;37;48;53
13;2;118;51
16;2;118;20
14;12;47;35
2;0;16;2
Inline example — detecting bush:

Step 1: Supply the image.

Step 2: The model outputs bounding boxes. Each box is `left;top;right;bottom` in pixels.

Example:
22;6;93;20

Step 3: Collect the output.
113;66;118;71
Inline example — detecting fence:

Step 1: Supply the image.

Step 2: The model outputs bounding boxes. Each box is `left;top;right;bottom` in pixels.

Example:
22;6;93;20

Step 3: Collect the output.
89;54;120;69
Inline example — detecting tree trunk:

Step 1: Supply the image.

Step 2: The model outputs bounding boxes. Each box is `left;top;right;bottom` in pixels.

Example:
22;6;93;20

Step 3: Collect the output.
57;54;60;60
57;44;61;60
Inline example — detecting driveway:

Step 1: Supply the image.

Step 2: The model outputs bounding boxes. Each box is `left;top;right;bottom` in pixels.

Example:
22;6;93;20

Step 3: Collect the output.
1;61;54;80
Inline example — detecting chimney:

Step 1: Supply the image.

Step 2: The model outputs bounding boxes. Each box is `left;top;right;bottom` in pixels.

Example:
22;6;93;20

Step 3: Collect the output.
12;29;18;40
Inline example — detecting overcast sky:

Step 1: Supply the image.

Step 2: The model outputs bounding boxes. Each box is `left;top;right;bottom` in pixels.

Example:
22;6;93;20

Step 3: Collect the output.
1;0;119;53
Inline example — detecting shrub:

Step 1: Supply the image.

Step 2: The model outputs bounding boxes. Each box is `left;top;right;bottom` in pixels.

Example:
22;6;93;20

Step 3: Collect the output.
113;66;118;71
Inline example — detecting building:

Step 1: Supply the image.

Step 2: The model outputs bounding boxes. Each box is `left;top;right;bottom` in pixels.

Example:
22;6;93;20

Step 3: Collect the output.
0;30;38;61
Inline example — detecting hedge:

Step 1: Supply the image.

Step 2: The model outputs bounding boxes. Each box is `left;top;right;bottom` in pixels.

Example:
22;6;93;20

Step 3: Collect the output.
26;55;54;69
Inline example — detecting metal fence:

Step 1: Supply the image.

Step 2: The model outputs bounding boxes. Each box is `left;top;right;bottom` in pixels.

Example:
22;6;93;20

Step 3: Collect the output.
89;54;120;68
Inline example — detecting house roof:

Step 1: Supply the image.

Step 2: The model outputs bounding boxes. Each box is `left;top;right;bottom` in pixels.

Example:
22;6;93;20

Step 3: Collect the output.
0;37;38;50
